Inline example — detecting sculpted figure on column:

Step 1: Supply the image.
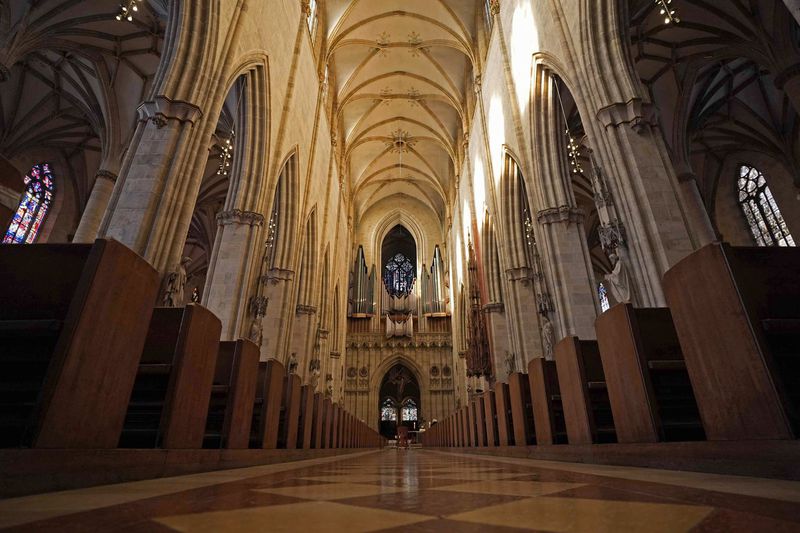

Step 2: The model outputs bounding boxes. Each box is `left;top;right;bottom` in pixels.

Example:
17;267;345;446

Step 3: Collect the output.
540;314;555;360
504;351;517;375
162;257;191;307
605;250;632;304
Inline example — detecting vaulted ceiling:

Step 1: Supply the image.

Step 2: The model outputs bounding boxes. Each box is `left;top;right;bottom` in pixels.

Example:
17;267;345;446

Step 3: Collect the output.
324;0;481;226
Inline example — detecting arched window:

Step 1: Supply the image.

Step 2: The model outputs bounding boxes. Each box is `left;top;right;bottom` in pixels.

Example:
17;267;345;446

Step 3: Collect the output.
401;398;418;422
383;253;416;298
598;282;610;313
737;165;795;247
306;0;318;36
381;398;397;421
483;0;494;32
4;163;55;244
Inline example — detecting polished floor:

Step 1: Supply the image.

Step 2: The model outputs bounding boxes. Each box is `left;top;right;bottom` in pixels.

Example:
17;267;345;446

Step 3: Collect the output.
2;450;800;532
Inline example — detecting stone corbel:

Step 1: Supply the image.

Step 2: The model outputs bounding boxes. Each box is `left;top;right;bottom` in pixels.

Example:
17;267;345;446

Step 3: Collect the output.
261;268;294;285
138;96;203;128
596;98;657;133
296;304;318;315
457;350;467;359
318;328;329;340
216;209;266;227
505;266;533;285
536;205;584;225
483;302;504;314
330;351;340;359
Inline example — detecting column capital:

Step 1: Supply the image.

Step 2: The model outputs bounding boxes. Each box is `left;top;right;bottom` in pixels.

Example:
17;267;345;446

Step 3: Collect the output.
261;267;294;285
216;209;265;227
482;302;504;313
137;95;203;128
296;304;318;315
504;266;533;284
536;205;584;225
596;98;657;133
96;169;118;183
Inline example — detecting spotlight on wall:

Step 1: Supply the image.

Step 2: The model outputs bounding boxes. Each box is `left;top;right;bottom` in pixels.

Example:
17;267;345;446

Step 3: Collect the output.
115;1;139;22
654;0;679;24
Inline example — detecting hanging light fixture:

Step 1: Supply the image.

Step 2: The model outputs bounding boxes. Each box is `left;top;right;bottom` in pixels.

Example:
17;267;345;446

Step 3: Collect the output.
654;0;680;24
216;130;235;176
115;1;139;22
553;77;583;175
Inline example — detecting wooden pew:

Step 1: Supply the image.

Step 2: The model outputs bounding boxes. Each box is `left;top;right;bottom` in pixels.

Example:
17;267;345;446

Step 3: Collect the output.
323;398;333;448
332;404;340;448
120;304;222;449
312;392;324;448
247;359;285;449
297;384;314;449
664;243;800;440
203;339;259;449
460;406;469;447
278;373;301;449
483;390;498;447
494;382;513;446
508;372;534;446
474;397;486;446
528;358;567;445
596;304;704;443
554;337;616;445
0;239;159;448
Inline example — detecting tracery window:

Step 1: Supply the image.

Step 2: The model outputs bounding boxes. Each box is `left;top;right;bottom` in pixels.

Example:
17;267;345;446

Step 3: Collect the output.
598;282;610;313
401;399;418;422
306;0;318;37
381;398;397;422
737;165;795;247
483;0;494;32
4;163;55;244
383;253;416;298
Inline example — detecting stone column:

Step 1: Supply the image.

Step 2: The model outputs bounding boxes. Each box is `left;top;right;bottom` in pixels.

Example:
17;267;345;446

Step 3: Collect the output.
504;267;545;362
204;209;265;340
73;170;117;243
261;268;295;361
103;96;204;273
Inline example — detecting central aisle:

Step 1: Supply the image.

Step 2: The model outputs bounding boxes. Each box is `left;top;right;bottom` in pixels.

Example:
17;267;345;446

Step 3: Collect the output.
3;450;800;531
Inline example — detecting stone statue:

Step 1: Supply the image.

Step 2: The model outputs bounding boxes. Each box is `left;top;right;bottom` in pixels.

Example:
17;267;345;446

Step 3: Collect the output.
310;367;321;390
162;257;191;307
325;374;333;397
249;317;263;346
605;250;632;304
190;287;200;303
504;351;517;375
540;314;555;360
288;353;298;374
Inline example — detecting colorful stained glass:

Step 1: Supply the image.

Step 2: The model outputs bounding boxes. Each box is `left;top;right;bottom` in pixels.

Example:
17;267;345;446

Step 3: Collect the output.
383;252;416;298
3;163;55;244
401;399;418;421
737;165;794;247
381;398;397;421
598;282;610;312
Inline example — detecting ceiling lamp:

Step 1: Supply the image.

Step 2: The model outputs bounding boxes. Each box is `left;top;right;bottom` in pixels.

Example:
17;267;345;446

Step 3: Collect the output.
115;1;139;22
552;78;583;175
654;0;680;24
217;130;235;176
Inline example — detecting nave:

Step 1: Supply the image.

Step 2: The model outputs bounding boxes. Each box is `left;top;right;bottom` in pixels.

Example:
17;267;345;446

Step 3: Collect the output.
2;450;800;532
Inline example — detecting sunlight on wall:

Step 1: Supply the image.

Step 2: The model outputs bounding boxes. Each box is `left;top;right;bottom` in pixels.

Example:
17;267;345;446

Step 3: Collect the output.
472;153;486;213
454;232;463;288
510;1;538;114
462;198;472;242
488;95;506;186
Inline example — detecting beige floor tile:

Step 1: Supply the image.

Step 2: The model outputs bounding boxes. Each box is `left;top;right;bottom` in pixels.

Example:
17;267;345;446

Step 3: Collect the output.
447;496;714;532
254;482;405;500
432;480;585;497
301;474;391;483
153;500;432;533
428;471;529;481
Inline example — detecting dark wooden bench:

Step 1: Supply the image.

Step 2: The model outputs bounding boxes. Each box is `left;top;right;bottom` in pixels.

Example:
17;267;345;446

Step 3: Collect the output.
482;390;499;447
508;372;535;446
0;239;159;448
203;339;260;449
278;373;301;449
494;382;514;446
297;384;315;449
596;304;704;443
664;242;800;440
473;397;486;446
119;304;222;449
249;359;285;449
311;392;324;448
528;358;567;445
555;337;616;445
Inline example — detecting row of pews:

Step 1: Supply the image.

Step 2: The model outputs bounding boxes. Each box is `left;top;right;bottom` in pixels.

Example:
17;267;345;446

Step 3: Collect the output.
0;239;383;451
423;242;800;449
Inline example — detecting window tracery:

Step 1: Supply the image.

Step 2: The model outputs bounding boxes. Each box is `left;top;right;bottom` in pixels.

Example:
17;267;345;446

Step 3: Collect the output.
4;164;55;244
737;165;794;247
401;399;418;422
383;253;416;298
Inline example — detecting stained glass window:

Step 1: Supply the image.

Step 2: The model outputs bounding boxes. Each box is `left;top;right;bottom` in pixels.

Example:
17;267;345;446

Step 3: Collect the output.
381;398;397;421
383;252;416;298
737;165;795;247
401;399;418;421
484;0;494;32
598;282;610;313
4;163;55;244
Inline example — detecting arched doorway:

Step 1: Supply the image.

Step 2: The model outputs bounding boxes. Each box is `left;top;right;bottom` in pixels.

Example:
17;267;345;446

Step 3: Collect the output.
378;363;420;439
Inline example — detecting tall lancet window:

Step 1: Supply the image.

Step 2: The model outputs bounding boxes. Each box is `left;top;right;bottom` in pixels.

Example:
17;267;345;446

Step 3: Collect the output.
737;165;795;247
483;0;494;32
306;0;318;37
4;163;55;244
